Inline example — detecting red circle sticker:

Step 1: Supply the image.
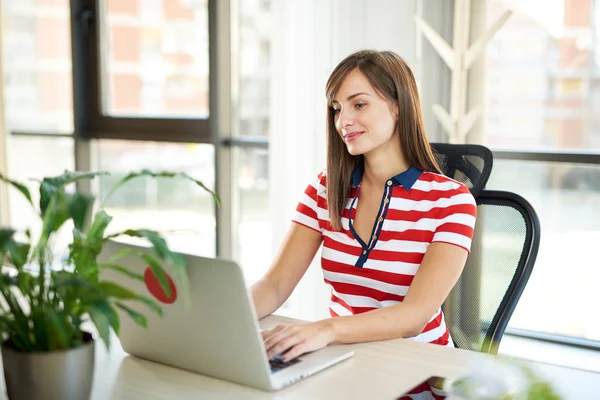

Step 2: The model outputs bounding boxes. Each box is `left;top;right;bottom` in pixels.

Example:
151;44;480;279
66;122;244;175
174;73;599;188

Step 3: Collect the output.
144;268;178;304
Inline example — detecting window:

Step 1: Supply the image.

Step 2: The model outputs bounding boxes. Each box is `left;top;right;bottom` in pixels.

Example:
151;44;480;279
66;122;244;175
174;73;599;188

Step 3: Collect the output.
2;0;75;246
2;0;273;286
93;140;216;257
233;0;272;281
485;0;599;151
235;147;270;281
6;135;75;249
73;0;212;143
484;0;600;344
101;0;209;118
1;0;73;134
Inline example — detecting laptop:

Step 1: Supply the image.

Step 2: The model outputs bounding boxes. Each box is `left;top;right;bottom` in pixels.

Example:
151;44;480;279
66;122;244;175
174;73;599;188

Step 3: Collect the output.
98;240;354;391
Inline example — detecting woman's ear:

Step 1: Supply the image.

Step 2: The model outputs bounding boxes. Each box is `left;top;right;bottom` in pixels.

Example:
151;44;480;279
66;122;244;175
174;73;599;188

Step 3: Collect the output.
391;100;399;120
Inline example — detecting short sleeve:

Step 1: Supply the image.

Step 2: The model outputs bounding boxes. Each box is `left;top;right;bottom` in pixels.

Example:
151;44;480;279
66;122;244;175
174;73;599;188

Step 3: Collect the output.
292;172;325;234
431;184;477;253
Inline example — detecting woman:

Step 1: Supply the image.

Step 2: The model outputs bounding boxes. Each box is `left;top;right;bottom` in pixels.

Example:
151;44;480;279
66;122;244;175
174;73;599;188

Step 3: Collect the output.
251;50;477;364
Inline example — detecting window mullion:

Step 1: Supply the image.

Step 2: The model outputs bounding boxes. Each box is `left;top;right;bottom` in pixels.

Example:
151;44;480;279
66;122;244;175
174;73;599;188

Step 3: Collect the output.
212;0;236;259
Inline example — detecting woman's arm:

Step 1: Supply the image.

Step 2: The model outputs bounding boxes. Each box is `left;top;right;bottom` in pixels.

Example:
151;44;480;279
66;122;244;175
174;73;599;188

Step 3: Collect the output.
251;223;323;319
262;241;468;360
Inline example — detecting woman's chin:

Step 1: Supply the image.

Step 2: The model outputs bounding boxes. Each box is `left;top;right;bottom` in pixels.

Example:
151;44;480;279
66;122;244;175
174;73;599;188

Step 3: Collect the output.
345;145;365;156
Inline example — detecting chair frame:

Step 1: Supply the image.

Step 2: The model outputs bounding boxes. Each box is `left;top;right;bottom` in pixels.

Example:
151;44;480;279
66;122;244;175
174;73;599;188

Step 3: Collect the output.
431;143;494;198
475;190;541;353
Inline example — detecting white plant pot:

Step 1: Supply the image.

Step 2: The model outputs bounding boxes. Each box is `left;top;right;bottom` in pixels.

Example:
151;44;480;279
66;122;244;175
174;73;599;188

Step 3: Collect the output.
1;332;95;400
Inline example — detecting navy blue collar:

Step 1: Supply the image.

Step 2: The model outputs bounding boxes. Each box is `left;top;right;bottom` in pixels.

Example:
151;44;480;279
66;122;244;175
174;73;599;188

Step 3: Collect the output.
351;161;422;192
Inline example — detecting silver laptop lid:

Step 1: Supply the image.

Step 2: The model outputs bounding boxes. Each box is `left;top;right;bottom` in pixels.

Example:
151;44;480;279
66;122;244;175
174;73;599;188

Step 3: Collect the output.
98;240;273;390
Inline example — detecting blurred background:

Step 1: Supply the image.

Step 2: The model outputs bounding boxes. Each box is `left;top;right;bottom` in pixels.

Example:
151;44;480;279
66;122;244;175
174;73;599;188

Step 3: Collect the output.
1;0;599;353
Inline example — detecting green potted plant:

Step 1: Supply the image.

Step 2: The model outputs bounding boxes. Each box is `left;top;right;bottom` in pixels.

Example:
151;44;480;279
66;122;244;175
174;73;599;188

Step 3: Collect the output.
0;170;219;400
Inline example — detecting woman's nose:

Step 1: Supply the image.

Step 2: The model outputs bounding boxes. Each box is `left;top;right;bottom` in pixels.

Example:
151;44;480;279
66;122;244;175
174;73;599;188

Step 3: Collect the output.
337;110;354;129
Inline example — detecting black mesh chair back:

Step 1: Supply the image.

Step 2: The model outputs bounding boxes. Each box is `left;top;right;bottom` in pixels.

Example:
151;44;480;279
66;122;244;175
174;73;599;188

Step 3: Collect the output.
431;143;493;198
442;190;541;354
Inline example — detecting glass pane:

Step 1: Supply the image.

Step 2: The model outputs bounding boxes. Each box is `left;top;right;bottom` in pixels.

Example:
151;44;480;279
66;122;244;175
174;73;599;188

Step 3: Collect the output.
488;160;600;341
101;0;209;118
94;140;215;257
6;135;75;250
232;1;272;282
485;0;600;151
1;0;74;134
235;147;271;282
238;0;271;137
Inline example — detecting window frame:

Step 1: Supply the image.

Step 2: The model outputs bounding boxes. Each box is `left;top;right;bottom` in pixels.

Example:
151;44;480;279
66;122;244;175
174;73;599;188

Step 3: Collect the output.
70;0;213;144
3;0;258;260
469;0;600;348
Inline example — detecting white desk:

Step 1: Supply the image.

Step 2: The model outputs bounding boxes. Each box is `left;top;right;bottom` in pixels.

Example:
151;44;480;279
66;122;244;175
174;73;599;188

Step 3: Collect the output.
2;315;599;399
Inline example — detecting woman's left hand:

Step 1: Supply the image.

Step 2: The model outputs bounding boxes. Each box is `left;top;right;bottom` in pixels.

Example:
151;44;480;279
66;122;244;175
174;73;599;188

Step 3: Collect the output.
262;320;336;362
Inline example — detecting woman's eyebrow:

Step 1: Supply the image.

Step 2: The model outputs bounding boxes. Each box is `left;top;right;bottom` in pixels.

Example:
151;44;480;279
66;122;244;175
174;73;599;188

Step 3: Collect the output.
331;92;372;104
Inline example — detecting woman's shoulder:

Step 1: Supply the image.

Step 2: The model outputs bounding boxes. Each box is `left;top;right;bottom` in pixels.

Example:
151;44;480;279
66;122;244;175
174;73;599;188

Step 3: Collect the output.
416;171;473;195
308;169;328;195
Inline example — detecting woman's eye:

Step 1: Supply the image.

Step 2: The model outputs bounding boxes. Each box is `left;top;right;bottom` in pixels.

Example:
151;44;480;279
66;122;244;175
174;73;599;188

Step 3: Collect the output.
355;103;366;109
332;108;341;114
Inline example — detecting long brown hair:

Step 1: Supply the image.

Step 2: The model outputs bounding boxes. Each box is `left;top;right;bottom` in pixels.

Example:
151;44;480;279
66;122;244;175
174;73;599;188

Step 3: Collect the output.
325;50;441;230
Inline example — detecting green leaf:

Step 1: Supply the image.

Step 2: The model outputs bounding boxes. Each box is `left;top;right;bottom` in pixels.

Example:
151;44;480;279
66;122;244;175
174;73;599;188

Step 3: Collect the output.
31;308;49;350
52;272;92;289
0;228;16;246
52;273;105;304
0;272;19;286
40;192;70;239
0;229;30;269
98;263;144;282
16;271;34;295
12;242;30;269
112;230;191;311
88;303;111;350
87;210;113;243
0;280;34;351
111;229;170;258
66;210;111;283
41;191;94;238
97;281;162;315
46;309;69;350
68;231;99;282
0;317;32;352
40;171;108;215
44;171;109;188
139;254;170;298
88;300;119;348
116;229;186;272
0;174;33;206
108;230;189;304
104;247;134;264
116;302;148;328
39;179;59;217
97;281;140;299
68;192;94;231
101;169;220;207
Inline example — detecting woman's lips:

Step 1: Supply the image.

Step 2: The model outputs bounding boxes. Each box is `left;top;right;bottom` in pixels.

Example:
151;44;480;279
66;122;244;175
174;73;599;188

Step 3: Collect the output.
344;131;364;142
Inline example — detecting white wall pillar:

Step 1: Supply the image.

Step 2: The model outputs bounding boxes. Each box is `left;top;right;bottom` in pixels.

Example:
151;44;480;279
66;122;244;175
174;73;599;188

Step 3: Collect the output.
467;0;488;144
269;0;329;320
417;0;454;142
269;0;426;320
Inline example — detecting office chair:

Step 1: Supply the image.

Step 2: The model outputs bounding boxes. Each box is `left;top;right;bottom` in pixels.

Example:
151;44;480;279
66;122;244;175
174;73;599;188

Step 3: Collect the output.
431;143;493;198
442;189;541;354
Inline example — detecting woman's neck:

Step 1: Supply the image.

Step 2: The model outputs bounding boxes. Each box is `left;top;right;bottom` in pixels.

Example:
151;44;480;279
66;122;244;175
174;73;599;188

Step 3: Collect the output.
362;141;409;187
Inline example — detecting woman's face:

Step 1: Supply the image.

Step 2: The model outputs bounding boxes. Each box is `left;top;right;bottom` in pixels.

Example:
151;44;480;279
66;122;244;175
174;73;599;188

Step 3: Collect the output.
332;68;398;157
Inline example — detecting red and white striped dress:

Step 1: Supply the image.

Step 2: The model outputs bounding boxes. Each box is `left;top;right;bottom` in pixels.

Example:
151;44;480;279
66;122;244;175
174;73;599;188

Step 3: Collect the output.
293;165;477;347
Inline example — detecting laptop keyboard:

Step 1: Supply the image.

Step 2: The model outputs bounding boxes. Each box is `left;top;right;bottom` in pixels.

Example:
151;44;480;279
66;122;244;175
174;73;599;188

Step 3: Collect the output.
269;355;302;373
